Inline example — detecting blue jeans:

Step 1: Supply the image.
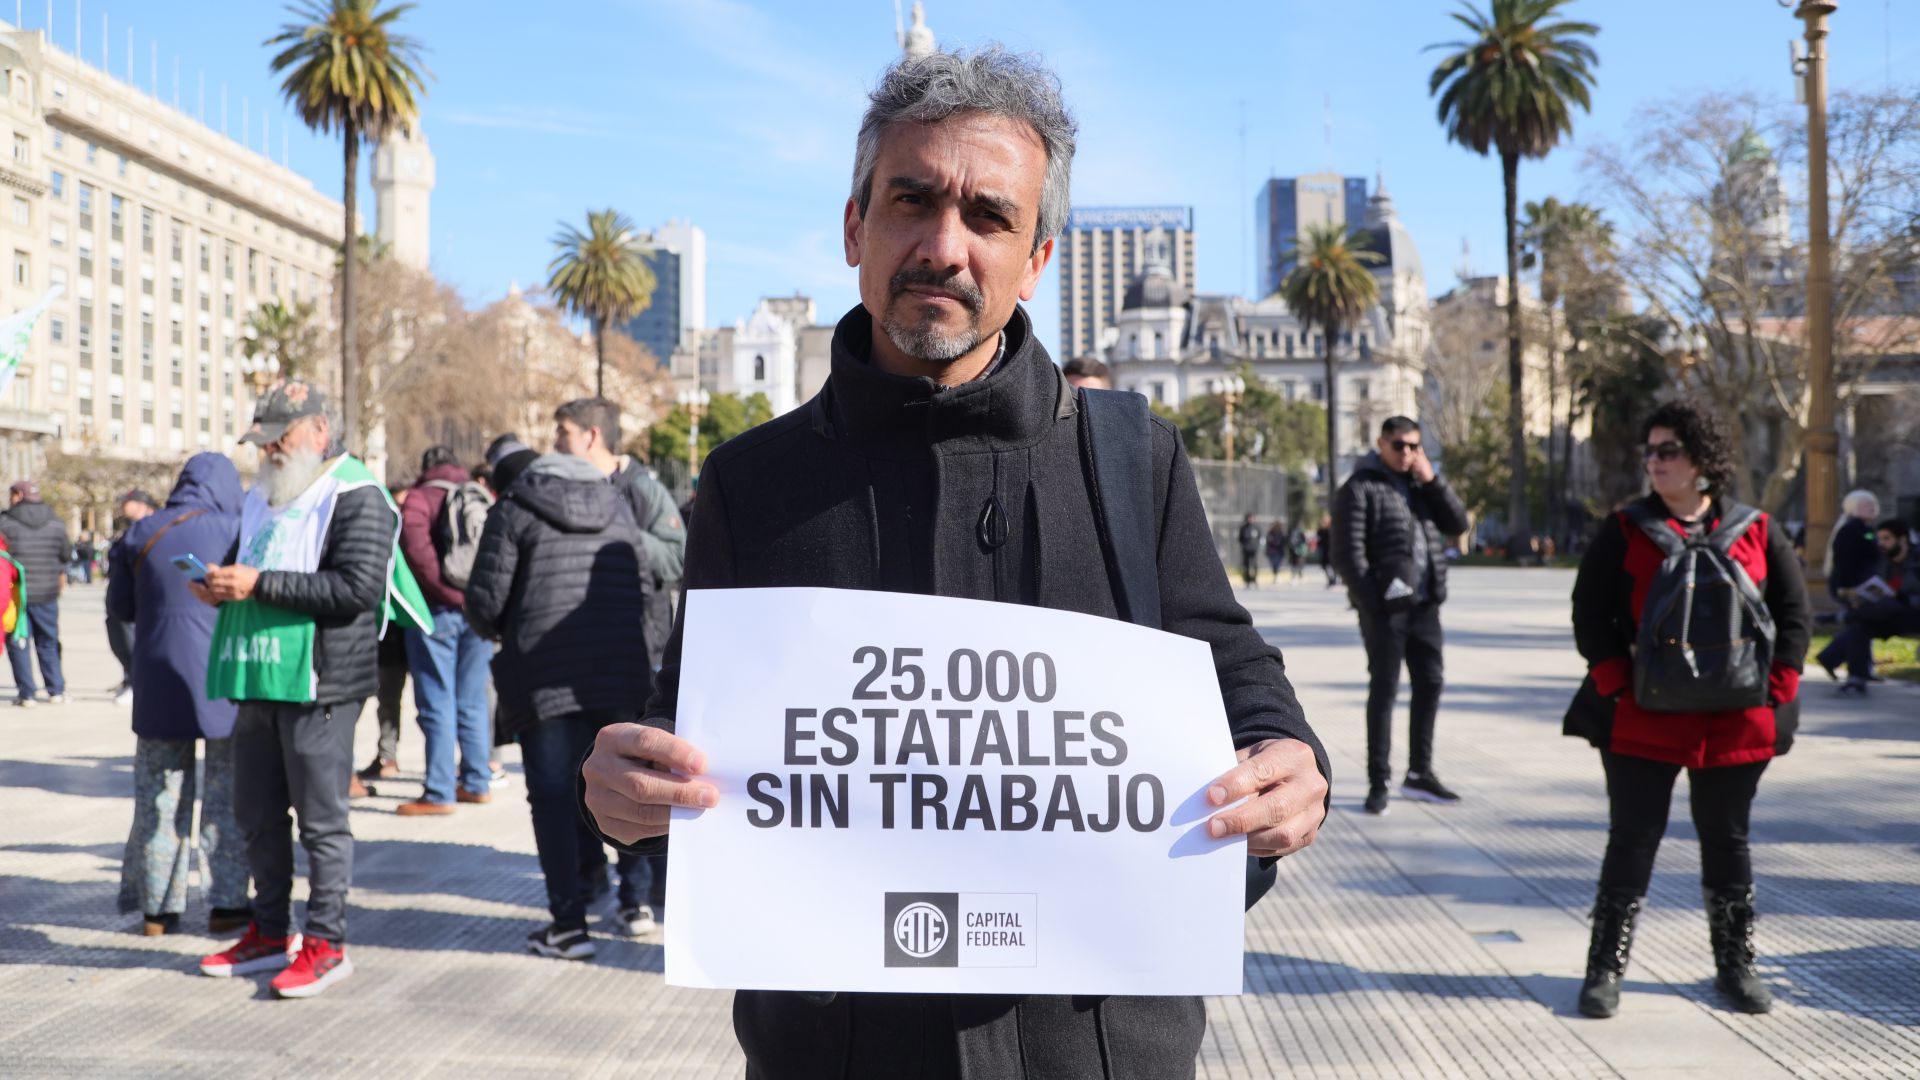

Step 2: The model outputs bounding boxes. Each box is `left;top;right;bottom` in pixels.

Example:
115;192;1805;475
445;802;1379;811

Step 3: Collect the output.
405;609;492;804
519;709;630;931
7;600;64;700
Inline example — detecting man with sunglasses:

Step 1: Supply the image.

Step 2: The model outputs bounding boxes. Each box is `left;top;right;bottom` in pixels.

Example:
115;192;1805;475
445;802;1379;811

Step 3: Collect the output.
1333;416;1472;815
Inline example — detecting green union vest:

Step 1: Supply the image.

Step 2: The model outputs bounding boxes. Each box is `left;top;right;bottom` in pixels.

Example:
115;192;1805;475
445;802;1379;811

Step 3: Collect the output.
207;454;430;703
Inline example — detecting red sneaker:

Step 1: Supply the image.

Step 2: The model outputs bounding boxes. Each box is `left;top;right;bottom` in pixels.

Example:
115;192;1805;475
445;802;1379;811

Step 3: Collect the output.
271;935;354;999
199;923;301;978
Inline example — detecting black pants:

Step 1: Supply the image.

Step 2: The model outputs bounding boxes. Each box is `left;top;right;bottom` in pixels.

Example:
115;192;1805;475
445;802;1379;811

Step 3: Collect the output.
1356;601;1444;786
1240;550;1259;585
1598;750;1768;896
233;700;362;942
105;615;135;685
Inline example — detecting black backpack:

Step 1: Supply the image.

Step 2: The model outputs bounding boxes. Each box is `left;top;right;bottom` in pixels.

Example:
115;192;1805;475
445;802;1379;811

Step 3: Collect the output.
1625;502;1776;713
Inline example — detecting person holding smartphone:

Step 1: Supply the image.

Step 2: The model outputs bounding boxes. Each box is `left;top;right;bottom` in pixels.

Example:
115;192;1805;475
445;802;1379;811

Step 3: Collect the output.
1332;416;1472;816
105;454;251;938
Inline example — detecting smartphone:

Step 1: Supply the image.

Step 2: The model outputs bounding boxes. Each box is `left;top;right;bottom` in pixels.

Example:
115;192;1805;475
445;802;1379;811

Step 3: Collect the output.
170;553;210;581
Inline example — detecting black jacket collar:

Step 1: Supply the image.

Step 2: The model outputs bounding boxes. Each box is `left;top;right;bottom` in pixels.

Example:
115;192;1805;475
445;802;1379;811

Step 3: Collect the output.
809;303;1075;457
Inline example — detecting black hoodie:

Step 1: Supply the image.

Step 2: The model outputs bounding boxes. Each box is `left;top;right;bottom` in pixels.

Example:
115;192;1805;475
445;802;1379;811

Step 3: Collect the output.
0;499;71;605
464;453;651;735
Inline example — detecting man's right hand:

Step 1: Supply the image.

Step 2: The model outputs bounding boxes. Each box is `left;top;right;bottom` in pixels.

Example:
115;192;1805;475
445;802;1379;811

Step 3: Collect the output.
582;723;717;845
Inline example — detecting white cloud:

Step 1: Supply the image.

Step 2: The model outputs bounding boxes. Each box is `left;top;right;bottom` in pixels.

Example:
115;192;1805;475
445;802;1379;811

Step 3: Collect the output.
440;105;620;139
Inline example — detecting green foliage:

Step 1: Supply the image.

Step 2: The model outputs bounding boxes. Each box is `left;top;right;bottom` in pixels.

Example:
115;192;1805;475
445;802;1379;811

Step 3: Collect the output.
267;0;431;141
241;299;322;381
1277;223;1383;327
1448;381;1547;529
1171;367;1327;469
1426;0;1599;163
1521;197;1612;308
1574;315;1671;509
647;393;774;472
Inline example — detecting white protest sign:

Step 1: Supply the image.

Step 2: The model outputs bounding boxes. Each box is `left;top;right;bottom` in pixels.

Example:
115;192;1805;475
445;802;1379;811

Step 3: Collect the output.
664;587;1247;996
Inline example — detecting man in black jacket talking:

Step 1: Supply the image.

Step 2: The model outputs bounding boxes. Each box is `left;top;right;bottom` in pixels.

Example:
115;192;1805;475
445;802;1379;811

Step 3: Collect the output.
1333;416;1472;816
580;46;1328;1080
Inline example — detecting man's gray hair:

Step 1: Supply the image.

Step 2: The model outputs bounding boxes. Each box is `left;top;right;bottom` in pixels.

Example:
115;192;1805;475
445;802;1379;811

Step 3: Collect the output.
852;46;1078;254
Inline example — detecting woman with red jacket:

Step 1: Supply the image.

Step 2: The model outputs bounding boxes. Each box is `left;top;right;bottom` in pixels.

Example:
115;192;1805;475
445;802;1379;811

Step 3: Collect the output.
1565;400;1810;1019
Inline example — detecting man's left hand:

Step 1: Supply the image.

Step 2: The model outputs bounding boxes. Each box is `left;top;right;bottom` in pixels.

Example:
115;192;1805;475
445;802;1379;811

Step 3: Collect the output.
1409;447;1436;484
201;564;260;603
1204;738;1328;858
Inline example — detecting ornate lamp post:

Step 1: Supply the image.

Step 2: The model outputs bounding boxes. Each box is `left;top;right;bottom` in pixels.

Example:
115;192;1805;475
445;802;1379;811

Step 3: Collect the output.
239;346;281;401
1789;0;1839;585
678;386;711;482
1219;375;1246;466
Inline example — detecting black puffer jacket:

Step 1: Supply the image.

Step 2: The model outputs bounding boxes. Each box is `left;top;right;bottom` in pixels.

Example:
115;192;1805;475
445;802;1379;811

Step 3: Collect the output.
1332;451;1470;612
248;481;397;706
465;453;651;736
0;499;71;604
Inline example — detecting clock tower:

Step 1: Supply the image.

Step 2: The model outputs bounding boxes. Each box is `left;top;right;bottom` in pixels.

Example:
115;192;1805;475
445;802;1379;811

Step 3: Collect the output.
372;122;434;271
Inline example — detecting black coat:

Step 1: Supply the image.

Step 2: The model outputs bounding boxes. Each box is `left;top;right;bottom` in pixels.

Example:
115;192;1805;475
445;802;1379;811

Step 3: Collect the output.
587;304;1328;1080
1827;516;1879;599
1331;452;1470;612
247;480;397;706
106;454;243;740
0;500;70;605
465;453;651;736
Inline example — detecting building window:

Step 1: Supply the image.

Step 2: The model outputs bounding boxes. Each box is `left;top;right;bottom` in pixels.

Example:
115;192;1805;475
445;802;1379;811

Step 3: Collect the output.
110;195;124;240
1311;380;1325;402
77;183;93;228
49;221;64;249
223;293;234;318
10;196;26;227
85;141;96;164
49;170;63;198
247;250;259;291
223;242;235;281
110;255;123;286
50;317;65;345
753;354;766;381
51;126;64;147
10;250;25;286
198;325;210;352
51;363;67;393
171;319;182;346
199;292;210;314
77;304;92;354
170;222;183;262
198;240;210;273
140;208;154;254
10;133;27;164
171;277;183;304
78;246;93;278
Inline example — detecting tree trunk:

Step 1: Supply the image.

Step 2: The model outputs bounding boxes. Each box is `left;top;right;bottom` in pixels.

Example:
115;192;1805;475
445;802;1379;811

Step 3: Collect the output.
1501;149;1530;560
1544;303;1559;547
594;315;606;399
1322;321;1339;514
340;125;360;454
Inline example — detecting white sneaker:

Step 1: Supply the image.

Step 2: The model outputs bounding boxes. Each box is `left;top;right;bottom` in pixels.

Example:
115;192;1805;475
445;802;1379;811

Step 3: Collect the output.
615;905;657;937
46;694;66;705
12;699;33;709
113;686;134;707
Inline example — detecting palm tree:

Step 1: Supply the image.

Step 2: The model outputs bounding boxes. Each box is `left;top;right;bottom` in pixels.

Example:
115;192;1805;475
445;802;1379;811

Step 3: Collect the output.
1279;221;1384;511
242;298;321;382
1429;0;1598;555
267;0;428;452
547;209;657;398
1521;197;1610;544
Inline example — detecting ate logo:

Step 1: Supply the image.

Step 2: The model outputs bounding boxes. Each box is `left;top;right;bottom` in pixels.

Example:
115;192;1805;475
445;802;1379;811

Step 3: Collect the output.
884;893;958;967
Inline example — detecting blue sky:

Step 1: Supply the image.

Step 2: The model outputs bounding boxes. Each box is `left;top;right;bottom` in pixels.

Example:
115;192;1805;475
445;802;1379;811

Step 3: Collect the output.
16;0;1918;357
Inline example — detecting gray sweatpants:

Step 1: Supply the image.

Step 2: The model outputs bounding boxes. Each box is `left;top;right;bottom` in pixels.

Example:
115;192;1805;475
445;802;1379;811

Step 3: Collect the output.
233;700;362;943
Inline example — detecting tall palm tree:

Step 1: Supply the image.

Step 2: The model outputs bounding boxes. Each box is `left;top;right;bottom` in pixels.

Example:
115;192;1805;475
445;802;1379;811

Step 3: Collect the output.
1521;197;1609;544
242;298;321;382
1429;0;1598;555
547;209;656;398
267;0;428;451
1280;221;1384;512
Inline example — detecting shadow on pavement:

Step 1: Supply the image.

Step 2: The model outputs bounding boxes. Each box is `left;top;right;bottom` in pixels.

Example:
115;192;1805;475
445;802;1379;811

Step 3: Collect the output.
0;756;134;800
1243;952;1541;1002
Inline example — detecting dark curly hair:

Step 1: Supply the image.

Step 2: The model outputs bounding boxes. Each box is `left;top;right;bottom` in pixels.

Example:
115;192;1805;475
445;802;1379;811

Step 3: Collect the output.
1641;399;1736;496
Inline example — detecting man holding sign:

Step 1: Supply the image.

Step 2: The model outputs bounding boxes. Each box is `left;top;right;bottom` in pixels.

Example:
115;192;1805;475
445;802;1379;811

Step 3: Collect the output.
583;47;1328;1078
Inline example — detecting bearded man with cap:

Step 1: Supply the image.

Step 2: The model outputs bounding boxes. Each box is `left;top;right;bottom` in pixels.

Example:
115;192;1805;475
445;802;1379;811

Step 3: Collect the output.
1;479;72;706
191;380;429;999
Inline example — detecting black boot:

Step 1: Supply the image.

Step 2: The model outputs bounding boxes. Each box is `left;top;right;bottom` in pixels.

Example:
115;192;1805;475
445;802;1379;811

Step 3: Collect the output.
1578;891;1641;1018
1705;886;1773;1014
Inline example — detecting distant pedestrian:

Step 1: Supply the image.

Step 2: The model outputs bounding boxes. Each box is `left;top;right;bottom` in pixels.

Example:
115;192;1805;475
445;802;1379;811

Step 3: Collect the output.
1332;417;1471;815
1564;400;1809;1019
195;381;423;999
393;446;496;816
1061;356;1112;390
2;479;70;706
1264;520;1286;579
1288;523;1309;582
1825;518;1920;695
107;454;251;938
106;490;160;705
1825;490;1881;600
1238;513;1262;587
464;450;651;959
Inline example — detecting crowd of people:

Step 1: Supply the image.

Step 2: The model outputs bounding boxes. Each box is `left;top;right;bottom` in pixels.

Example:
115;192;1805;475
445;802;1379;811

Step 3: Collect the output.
40;379;688;998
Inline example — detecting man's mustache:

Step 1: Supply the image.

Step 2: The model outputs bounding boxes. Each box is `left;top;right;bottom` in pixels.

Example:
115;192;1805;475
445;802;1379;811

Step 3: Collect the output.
890;268;984;313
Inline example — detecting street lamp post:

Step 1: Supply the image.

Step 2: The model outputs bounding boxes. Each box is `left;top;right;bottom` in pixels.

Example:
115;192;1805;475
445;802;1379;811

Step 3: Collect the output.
1792;0;1839;586
1220;375;1246;512
678;387;710;484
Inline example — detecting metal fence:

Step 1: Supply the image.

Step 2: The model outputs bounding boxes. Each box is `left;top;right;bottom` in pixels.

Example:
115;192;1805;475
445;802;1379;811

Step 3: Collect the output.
1189;460;1294;567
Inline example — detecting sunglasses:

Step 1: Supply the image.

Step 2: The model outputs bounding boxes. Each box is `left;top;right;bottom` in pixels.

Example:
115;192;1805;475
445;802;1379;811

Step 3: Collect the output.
1389;439;1423;453
1643;441;1686;462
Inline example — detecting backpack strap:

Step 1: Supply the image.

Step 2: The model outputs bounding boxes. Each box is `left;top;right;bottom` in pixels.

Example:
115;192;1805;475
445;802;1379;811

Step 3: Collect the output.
1622;502;1687;558
1707;502;1762;555
133;509;207;573
1077;388;1160;630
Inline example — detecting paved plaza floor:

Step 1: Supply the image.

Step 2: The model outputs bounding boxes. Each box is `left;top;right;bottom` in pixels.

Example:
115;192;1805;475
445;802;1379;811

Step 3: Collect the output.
3;570;1916;1078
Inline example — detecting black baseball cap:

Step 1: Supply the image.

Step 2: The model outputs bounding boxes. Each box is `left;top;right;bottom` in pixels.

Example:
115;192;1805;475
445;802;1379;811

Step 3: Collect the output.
240;380;327;447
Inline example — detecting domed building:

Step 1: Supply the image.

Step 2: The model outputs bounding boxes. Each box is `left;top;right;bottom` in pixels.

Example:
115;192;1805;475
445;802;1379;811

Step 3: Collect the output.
1103;177;1433;477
